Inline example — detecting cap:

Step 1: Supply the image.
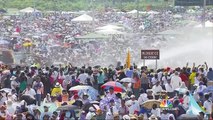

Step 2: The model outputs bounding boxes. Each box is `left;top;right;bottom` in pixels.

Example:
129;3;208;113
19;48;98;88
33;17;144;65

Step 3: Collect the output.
131;95;135;98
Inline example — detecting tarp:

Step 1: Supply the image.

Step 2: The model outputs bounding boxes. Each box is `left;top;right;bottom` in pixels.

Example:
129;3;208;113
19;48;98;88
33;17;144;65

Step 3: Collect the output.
96;24;124;30
71;14;98;22
20;7;41;13
186;94;204;115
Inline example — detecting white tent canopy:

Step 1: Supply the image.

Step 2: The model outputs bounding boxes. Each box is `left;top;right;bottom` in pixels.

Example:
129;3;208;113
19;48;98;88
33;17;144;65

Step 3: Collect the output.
71;14;98;22
194;21;213;28
95;28;124;35
96;24;124;30
127;9;138;14
19;7;41;13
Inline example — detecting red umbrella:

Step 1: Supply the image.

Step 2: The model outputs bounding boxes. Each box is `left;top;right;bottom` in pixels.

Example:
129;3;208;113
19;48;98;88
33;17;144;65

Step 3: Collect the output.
101;81;126;92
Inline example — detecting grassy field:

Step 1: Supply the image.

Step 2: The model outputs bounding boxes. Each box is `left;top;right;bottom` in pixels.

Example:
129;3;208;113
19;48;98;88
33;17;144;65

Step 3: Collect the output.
0;0;173;11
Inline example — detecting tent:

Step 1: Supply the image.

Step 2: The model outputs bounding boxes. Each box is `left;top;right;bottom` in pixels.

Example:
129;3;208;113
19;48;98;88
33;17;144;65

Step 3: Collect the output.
95;28;125;35
127;9;138;14
96;24;124;30
19;7;41;13
194;21;213;28
71;14;98;22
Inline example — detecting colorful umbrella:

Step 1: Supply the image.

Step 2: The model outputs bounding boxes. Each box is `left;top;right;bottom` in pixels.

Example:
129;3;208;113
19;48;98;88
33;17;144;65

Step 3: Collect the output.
101;81;126;92
39;103;57;113
69;85;99;100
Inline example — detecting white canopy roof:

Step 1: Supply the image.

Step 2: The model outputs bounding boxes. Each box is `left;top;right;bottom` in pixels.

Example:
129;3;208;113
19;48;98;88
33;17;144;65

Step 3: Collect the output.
127;10;138;14
96;24;124;30
95;28;124;35
20;7;41;13
71;14;98;22
194;21;213;28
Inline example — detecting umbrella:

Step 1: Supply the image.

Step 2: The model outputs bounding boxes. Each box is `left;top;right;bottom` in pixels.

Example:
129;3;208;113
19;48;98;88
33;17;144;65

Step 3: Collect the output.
39;103;58;112
20;94;36;105
203;86;213;93
141;100;161;109
0;88;12;93
120;78;134;83
101;81;126;92
0;61;4;64
95;29;125;35
69;85;99;100
69;85;96;91
0;39;10;45
177;114;199;120
175;83;188;93
56;105;78;111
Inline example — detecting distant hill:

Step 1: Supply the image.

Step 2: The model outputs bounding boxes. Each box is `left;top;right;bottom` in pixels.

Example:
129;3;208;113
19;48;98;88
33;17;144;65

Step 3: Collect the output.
0;0;172;11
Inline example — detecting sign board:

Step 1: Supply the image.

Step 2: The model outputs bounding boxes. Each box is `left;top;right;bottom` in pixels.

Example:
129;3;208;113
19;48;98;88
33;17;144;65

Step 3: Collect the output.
175;0;213;6
141;50;160;60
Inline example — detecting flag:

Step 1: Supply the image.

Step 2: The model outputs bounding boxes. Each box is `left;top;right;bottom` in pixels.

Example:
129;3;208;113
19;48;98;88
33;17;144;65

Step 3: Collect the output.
126;49;131;69
186;94;204;115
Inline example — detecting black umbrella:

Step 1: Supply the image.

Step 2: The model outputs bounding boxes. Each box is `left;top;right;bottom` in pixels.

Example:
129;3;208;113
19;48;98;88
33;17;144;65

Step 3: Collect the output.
20;94;36;105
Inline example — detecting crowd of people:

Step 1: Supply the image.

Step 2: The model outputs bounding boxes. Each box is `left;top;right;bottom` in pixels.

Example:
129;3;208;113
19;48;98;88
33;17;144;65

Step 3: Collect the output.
0;7;212;67
0;6;213;120
0;62;213;120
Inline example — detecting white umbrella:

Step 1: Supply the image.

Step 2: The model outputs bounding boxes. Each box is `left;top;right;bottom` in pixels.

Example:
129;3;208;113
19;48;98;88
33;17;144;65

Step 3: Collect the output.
120;78;134;83
0;88;12;93
69;85;95;91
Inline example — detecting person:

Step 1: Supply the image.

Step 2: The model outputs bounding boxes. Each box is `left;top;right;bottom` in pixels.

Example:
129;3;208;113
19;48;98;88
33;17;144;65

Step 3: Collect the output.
40;106;52;119
160;110;170;120
207;68;213;81
138;89;148;105
151;104;161;118
128;95;140;114
77;69;88;85
32;77;43;106
97;70;105;95
51;82;62;102
105;99;119;120
189;69;196;90
141;71;149;92
61;90;69;102
23;84;36;99
119;99;129;118
171;71;182;90
133;72;141;99
19;72;27;93
203;93;212;119
85;107;96;120
165;79;174;98
183;91;190;109
43;93;52;103
82;93;90;104
152;81;162;95
10;76;20;92
106;87;116;100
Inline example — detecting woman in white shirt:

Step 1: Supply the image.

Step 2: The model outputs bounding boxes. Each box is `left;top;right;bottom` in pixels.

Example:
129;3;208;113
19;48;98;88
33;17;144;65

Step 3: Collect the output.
203;93;212;118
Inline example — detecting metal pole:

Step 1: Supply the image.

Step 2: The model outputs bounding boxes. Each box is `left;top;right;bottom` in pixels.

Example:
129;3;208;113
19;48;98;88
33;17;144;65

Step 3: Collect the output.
202;0;206;28
155;60;157;70
136;0;139;18
143;59;145;66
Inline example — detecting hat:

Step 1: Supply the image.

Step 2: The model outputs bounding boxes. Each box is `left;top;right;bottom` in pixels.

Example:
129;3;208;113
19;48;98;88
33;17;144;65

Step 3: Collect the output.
10;76;16;81
89;107;95;112
148;114;158;120
55;82;60;87
129;114;138;120
131;95;135;98
123;115;130;120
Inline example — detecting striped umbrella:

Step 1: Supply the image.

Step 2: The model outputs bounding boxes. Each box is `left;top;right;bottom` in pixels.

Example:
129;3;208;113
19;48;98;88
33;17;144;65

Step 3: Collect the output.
101;81;126;92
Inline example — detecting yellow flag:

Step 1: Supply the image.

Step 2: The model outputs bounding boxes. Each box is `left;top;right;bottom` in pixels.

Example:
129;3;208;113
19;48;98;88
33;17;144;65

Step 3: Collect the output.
126;49;131;69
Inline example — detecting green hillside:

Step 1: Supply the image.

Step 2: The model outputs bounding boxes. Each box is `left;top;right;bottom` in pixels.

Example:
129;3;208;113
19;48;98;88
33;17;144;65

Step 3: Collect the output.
0;0;172;11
